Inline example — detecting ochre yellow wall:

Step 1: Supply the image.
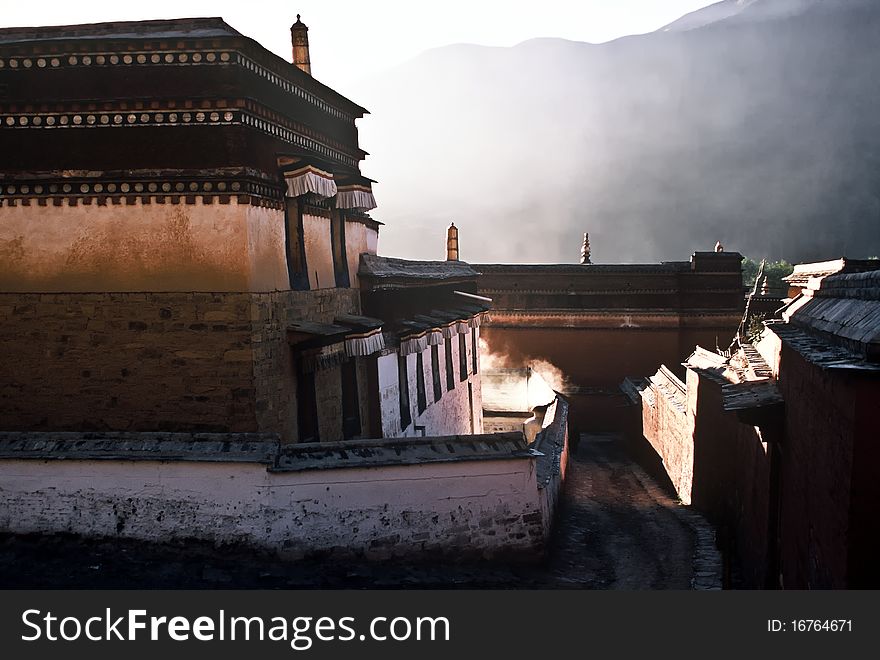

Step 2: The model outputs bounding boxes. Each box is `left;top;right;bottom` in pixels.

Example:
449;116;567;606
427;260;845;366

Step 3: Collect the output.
244;205;288;291
343;220;378;288
0;200;289;292
302;212;335;290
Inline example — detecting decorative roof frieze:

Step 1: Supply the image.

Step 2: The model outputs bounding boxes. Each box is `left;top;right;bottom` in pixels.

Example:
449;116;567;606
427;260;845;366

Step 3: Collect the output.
0;46;357;122
0;100;359;167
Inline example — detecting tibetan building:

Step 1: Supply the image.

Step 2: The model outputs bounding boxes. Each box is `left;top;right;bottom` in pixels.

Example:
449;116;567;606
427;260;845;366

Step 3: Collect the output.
0;15;572;564
0;17;487;443
358;253;489;439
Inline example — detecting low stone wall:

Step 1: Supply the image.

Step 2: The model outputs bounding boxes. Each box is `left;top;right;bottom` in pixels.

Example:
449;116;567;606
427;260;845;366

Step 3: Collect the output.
0;428;567;560
533;396;570;540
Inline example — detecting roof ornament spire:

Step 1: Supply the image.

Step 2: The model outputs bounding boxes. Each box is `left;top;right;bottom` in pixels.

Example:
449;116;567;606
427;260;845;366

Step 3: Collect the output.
715;240;724;253
446;222;459;261
580;232;592;265
290;13;311;75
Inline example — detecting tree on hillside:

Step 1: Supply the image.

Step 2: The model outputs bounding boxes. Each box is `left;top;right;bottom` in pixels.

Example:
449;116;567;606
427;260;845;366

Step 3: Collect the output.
741;257;793;292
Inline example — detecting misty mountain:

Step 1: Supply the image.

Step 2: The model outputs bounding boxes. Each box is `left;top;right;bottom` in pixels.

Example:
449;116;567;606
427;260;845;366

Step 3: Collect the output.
351;0;880;264
661;0;826;33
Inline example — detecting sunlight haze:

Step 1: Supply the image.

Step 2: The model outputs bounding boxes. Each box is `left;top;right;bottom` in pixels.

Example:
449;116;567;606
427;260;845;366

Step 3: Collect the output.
3;1;719;92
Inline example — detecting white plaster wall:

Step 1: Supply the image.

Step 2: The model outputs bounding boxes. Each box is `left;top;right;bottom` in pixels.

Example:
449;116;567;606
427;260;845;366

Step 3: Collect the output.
377;327;484;439
366;225;378;256
302;213;335;290
472;329;484;433
377;352;404;438
0;455;542;559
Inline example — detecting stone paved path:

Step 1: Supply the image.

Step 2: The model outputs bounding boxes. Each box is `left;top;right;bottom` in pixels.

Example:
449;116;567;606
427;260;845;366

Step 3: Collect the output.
546;433;720;589
0;433;721;589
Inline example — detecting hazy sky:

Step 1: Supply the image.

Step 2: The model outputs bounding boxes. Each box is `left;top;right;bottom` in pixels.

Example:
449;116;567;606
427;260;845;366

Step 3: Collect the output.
4;1;719;91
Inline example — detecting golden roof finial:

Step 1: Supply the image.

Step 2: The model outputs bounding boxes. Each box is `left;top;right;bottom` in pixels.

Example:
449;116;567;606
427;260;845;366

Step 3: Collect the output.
580;232;592;265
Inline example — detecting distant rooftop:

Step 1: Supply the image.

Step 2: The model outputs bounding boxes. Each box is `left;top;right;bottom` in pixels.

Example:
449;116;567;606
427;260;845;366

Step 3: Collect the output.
782;257;880;287
476;262;691;274
477;251;743;275
359;254;478;286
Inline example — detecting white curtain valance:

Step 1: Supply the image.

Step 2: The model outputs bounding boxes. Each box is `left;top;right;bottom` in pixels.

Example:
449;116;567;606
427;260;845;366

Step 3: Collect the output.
427;329;444;346
455;320;469;334
440;323;457;339
336;184;377;211
400;334;428;356
285;165;338;199
345;329;385;357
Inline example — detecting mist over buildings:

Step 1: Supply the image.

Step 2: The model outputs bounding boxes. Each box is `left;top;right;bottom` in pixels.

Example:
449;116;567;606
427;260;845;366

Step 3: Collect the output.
352;0;880;264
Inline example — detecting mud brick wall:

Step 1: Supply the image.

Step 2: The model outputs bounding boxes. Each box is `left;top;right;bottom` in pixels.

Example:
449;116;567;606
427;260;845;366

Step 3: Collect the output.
0;292;256;432
731;423;772;588
640;379;694;504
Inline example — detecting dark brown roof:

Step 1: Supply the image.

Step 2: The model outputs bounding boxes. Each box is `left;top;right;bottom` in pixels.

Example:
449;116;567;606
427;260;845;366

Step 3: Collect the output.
0;17;240;43
0;17;368;118
766;322;880;372
780;270;880;359
359;254;478;284
782;258;880;286
0;431;279;462
721;381;784;412
271;433;530;472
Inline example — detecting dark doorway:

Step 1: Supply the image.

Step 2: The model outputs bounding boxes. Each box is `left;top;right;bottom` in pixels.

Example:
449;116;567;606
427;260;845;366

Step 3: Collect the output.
297;368;319;443
341;359;361;439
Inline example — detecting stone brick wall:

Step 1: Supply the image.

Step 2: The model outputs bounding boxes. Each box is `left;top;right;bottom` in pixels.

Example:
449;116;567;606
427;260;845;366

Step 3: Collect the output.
249;288;361;442
0;292;256;432
0;288;362;441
